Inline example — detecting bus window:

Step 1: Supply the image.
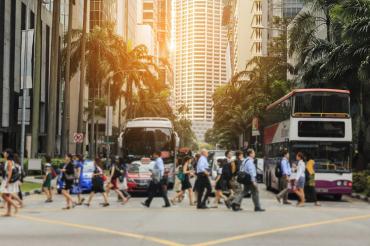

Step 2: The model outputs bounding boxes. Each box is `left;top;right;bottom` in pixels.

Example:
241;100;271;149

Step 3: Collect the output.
290;142;351;173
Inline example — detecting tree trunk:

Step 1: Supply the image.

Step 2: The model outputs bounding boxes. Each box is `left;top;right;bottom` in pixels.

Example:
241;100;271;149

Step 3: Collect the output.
47;0;61;156
89;89;96;159
62;0;73;155
31;0;42;157
77;0;87;155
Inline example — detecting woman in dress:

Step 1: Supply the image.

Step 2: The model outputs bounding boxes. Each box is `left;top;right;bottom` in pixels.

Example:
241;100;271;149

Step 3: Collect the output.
85;158;109;207
105;157;128;204
0;149;20;216
60;153;76;210
294;152;306;207
171;156;195;206
212;159;228;208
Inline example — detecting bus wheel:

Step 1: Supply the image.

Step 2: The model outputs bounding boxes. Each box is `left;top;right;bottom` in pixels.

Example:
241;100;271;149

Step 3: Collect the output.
333;194;342;201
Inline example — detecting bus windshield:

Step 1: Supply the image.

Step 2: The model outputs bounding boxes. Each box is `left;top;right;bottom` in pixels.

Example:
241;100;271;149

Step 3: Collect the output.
293;92;350;116
122;127;174;161
290;142;351;173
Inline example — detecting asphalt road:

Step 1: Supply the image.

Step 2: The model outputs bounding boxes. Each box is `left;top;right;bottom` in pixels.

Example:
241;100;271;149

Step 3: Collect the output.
1;185;369;246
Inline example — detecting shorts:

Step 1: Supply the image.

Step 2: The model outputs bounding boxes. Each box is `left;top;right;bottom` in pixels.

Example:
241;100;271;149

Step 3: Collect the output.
297;177;305;189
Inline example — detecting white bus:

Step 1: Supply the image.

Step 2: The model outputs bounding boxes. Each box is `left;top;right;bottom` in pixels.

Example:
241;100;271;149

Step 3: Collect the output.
263;89;352;200
118;118;179;188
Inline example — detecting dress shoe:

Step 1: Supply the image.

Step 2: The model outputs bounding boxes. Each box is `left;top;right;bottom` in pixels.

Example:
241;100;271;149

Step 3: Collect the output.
141;202;149;208
162;204;171;208
254;208;266;212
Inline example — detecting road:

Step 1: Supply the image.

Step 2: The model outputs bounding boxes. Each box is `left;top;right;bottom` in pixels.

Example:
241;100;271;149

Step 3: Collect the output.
1;185;369;246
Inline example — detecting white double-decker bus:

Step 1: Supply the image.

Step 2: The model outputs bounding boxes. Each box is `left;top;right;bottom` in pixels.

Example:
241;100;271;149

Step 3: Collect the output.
118;118;178;188
263;89;352;200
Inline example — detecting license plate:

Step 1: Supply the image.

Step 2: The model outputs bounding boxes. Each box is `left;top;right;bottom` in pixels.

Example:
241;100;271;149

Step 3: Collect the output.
317;188;328;193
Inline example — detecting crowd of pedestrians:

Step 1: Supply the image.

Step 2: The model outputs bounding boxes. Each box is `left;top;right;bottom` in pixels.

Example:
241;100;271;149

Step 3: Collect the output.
0;146;322;216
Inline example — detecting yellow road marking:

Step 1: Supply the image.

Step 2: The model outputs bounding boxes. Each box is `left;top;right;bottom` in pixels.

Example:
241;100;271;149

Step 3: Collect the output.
191;214;370;246
16;214;185;246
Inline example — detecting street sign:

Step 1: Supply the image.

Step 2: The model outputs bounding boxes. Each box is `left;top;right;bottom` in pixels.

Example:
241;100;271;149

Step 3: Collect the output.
252;117;260;136
73;133;84;143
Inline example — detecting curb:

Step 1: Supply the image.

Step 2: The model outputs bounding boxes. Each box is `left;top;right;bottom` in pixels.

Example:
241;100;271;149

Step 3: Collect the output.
23;189;42;197
351;193;370;203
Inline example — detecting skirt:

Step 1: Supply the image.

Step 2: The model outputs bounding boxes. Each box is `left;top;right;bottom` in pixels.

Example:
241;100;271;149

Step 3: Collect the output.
0;179;20;194
181;176;192;191
92;177;105;193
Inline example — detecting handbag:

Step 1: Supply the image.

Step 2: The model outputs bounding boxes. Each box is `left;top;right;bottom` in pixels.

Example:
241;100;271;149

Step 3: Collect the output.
236;171;252;185
9;161;20;183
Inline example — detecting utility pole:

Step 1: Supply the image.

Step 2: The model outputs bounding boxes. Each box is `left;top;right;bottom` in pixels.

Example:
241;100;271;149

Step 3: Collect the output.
31;0;42;158
62;0;73;155
20;0;30;170
77;0;87;155
47;0;61;156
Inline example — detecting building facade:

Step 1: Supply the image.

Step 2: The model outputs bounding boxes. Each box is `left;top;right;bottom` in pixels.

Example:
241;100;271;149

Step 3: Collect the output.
173;0;228;141
0;0;64;155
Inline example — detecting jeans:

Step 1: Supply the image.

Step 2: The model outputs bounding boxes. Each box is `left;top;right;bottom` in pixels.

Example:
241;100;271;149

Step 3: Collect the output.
232;182;261;209
144;179;170;207
197;174;211;208
277;176;289;202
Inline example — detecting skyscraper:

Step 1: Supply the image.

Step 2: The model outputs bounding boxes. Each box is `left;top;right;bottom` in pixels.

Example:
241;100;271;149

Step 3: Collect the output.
173;0;227;141
223;0;269;75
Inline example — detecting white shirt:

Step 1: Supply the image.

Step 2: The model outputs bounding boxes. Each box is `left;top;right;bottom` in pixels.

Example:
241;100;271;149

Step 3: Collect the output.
197;156;209;173
295;160;306;179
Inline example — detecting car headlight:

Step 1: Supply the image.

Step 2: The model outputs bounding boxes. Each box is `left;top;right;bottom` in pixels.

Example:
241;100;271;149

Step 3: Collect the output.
343;181;348;186
337;181;342;186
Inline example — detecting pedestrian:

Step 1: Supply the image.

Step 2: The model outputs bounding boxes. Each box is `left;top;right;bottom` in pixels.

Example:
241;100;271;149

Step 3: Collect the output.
106;157;129;204
225;151;243;208
305;154;320;206
60;153;77;210
171;156;195;206
231;149;265;212
141;151;171;208
212;159;228;208
85;157;110;207
192;153;201;204
222;150;234;196
12;153;24;207
73;155;85;205
0;149;20;216
42;163;53;202
294;152;306;207
117;157;131;201
196;149;212;209
276;149;292;205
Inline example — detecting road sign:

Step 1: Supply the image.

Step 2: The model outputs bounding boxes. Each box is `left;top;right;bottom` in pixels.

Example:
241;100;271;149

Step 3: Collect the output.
73;133;84;143
252;117;260;136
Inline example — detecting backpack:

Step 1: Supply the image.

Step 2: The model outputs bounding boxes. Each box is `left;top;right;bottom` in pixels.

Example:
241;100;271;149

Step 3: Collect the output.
221;159;232;181
236;160;252;185
9;162;20;183
51;167;57;179
275;161;283;178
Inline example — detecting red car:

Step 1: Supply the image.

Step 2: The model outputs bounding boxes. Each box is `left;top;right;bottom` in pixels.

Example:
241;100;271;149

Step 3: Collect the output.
126;161;154;193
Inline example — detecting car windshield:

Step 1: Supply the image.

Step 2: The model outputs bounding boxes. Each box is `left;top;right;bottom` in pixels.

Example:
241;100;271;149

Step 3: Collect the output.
291;142;351;172
123;127;174;161
84;161;95;173
127;163;154;173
